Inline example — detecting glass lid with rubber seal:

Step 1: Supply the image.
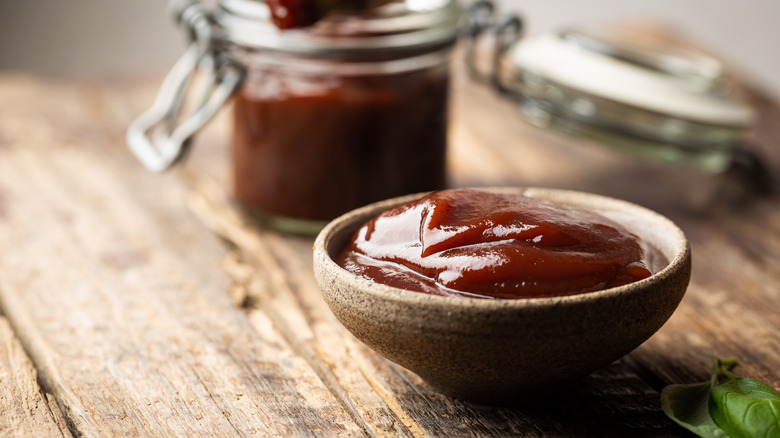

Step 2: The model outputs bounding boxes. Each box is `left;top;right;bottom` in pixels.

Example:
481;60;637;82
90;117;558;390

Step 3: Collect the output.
500;23;756;173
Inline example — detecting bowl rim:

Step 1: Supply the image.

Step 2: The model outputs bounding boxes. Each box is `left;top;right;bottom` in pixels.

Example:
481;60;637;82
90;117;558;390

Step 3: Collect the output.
314;187;691;310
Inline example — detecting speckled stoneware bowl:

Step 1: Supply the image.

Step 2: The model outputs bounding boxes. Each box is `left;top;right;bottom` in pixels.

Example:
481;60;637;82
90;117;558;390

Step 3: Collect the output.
313;187;691;404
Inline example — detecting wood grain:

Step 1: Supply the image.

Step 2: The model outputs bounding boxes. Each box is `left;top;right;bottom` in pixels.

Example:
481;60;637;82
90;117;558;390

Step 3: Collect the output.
0;76;362;437
0;316;71;437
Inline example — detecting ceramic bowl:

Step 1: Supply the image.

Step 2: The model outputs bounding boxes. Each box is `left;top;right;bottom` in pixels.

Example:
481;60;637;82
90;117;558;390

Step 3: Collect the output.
313;187;691;404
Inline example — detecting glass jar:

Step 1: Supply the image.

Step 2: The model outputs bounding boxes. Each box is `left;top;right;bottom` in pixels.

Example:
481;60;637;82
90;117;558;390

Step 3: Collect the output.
507;26;755;173
127;0;461;234
466;14;756;174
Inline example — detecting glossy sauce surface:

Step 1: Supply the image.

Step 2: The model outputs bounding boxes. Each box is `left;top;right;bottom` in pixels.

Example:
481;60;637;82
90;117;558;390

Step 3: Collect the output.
337;189;666;299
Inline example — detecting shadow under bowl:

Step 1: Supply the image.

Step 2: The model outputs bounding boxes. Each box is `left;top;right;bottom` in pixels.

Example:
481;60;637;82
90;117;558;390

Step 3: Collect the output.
313;187;691;404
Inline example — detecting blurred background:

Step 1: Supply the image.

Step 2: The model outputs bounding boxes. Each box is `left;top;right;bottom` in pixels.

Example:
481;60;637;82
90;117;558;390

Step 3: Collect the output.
1;0;778;99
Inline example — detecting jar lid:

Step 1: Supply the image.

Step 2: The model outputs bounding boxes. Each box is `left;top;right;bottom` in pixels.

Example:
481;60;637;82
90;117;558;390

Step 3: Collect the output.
216;0;462;55
507;25;755;128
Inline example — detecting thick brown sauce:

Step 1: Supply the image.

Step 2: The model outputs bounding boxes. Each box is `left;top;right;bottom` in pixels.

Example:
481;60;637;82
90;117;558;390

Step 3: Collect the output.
232;70;449;221
337;189;668;299
267;0;376;29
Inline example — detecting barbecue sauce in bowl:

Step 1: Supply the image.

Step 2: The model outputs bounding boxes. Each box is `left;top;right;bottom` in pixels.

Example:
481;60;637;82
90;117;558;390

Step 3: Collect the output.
337;189;667;299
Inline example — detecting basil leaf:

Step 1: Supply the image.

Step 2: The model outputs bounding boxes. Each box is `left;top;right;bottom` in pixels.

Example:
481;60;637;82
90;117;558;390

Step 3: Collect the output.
661;377;730;438
709;377;780;438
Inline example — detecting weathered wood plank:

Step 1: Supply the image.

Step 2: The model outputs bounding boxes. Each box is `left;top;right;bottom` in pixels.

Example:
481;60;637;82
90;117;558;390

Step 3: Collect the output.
0;75;363;437
628;203;780;390
0;316;71;437
186;178;414;437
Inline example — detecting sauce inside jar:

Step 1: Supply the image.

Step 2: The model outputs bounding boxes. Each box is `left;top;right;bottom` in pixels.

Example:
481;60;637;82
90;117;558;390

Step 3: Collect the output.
233;67;449;224
337;189;667;299
267;0;379;29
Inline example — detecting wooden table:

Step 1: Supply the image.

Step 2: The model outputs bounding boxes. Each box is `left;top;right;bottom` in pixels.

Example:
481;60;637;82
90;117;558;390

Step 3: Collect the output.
0;65;778;437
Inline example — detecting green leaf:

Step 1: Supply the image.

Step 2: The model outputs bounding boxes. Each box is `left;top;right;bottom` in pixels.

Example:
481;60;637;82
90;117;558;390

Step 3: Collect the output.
661;358;780;438
661;378;730;438
709;376;780;438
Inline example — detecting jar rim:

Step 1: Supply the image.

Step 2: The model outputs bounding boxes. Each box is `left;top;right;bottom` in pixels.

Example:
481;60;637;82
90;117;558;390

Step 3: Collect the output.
216;0;462;54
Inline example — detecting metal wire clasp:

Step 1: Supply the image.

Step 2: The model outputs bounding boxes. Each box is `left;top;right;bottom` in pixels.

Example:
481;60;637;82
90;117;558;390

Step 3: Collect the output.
126;1;245;172
463;0;523;99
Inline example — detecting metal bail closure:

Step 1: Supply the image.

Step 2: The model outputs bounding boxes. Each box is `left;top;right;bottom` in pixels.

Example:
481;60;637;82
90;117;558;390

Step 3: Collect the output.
463;1;523;98
126;1;245;172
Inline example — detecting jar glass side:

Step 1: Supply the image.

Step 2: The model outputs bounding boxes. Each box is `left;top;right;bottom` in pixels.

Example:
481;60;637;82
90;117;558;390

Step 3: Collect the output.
230;46;453;234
